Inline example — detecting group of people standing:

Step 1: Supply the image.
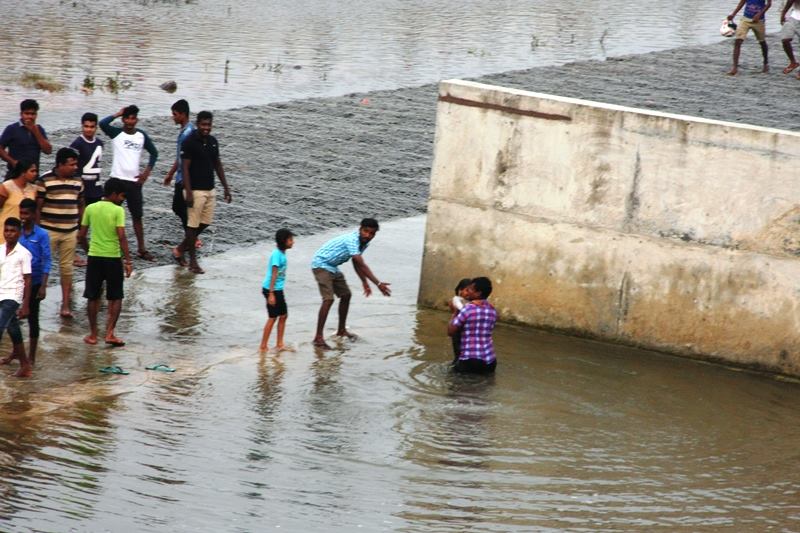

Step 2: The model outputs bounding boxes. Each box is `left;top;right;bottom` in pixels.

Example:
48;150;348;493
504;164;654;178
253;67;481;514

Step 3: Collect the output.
726;0;800;76
0;97;497;379
0;98;230;377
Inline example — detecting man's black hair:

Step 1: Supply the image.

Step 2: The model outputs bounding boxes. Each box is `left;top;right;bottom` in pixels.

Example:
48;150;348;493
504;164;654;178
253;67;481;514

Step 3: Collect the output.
122;105;139;118
104;177;126;197
275;228;294;251
171;99;190;115
56;147;79;166
360;218;379;230
81;112;98;123
196;110;213;123
471;277;493;299
20;99;39;112
4;217;21;230
454;278;472;295
19;198;37;212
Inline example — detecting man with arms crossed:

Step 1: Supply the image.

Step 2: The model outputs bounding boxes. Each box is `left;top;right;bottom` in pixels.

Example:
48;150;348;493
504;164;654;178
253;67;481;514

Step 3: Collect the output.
177;111;231;274
310;218;391;349
99;105;158;261
78;178;133;347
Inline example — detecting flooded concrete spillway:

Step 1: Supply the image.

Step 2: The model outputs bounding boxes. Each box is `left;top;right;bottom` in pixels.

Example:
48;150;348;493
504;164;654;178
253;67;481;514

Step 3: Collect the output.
420;79;800;376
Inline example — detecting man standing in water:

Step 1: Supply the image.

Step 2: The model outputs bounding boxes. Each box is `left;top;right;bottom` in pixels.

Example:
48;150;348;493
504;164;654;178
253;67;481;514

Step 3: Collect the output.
163;99;195;265
99;105;158;261
310;218;391;348
176;110;232;274
78;178;133;347
0;99;52;178
727;0;771;75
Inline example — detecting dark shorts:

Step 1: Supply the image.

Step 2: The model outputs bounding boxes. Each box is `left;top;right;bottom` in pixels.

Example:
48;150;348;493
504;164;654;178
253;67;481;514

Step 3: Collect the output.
263;288;287;318
172;182;188;228
453;358;497;374
119;179;144;220
312;268;351;301
84;256;124;300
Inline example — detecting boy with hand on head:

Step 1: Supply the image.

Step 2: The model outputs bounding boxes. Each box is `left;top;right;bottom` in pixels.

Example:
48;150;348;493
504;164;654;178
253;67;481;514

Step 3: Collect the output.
14;198;50;365
99;105;158;262
447;277;498;374
0;217;33;378
77;178;133;348
260;228;294;352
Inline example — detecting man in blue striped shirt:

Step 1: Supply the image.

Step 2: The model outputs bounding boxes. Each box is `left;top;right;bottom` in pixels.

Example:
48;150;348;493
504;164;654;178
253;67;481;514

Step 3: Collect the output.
311;218;391;348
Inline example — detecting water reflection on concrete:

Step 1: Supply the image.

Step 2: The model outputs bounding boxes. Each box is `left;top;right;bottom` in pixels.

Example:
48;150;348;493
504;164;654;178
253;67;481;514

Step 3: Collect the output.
0;0;765;128
0;216;797;530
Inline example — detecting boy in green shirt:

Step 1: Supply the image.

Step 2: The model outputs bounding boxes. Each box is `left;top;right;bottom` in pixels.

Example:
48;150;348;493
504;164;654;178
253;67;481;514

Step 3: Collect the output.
77;178;133;347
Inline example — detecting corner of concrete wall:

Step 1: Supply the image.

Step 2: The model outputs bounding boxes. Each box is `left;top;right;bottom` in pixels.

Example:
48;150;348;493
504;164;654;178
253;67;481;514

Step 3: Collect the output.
420;79;800;376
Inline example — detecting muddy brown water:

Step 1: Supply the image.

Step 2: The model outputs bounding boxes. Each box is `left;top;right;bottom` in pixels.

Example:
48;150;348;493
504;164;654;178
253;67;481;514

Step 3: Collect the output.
0;217;798;531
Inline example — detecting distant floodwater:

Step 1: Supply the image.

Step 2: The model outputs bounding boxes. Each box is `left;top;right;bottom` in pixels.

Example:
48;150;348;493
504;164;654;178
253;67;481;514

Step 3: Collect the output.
0;0;769;128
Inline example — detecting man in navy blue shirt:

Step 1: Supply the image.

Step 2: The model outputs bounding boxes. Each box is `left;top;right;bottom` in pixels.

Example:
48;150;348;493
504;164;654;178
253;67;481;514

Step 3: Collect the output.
0;100;52;177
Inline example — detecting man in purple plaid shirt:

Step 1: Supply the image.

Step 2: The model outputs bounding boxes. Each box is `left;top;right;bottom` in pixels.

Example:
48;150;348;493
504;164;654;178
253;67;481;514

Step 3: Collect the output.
447;277;497;374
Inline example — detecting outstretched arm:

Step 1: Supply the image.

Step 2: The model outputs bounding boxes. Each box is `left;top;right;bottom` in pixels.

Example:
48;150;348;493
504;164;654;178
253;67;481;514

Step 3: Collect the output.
351;255;391;296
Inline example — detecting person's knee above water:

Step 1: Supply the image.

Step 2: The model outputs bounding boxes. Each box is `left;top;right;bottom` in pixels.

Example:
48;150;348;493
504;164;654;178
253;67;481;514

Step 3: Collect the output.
310;217;392;349
448;276;498;374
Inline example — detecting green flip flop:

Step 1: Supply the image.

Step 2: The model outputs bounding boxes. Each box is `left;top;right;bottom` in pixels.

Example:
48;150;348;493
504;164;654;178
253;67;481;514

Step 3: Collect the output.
145;363;176;372
99;366;129;375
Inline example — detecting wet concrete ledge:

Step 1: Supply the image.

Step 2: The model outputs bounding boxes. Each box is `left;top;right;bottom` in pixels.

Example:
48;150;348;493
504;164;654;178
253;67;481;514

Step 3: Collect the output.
419;78;800;377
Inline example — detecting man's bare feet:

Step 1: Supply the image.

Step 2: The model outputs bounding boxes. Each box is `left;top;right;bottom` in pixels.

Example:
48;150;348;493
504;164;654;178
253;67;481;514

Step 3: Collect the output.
335;330;358;340
105;336;126;347
762;63;770;73
172;247;188;267
83;335;98;345
783;62;799;74
726;67;738;76
0;354;16;365
188;264;205;274
14;366;32;378
60;308;73;318
313;337;332;349
259;344;268;352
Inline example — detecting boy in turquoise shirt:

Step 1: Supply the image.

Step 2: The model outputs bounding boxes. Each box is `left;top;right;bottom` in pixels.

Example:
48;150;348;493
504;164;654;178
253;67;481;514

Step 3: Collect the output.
260;228;294;352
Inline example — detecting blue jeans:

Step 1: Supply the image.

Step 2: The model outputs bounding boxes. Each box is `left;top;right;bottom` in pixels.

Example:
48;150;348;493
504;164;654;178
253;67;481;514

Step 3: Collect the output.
0;299;22;345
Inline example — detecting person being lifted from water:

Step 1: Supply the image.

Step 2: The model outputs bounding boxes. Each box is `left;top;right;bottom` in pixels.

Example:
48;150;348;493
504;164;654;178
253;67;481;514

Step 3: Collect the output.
448;277;497;374
310;218;391;348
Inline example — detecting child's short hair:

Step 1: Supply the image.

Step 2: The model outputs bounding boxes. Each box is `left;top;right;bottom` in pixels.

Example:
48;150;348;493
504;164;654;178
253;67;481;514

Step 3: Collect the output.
471;277;493;299
275;228;294;250
4;217;21;230
122;105;139;118
19;198;37;212
454;278;472;294
360;218;379;230
81;112;98;123
104;178;125;197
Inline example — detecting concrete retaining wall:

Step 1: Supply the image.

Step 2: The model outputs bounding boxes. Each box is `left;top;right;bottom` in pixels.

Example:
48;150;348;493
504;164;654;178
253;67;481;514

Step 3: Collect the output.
418;79;800;376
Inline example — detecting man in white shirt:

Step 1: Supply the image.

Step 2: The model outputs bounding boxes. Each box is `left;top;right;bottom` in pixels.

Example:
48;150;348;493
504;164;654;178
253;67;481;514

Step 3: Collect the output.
0;217;33;377
99;105;159;261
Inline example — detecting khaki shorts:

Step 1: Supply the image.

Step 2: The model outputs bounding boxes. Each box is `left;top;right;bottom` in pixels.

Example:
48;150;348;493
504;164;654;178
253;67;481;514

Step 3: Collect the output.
185;189;215;228
312;268;351;301
735;17;766;41
48;229;77;282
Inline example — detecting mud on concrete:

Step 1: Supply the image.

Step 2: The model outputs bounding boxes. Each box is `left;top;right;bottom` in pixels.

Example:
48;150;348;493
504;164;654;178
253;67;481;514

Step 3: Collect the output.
44;36;798;276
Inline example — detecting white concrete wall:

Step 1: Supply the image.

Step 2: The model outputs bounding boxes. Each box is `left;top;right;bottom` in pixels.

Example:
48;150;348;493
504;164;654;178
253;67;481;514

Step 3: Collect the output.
419;80;800;376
